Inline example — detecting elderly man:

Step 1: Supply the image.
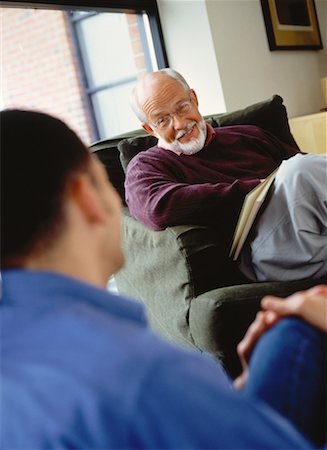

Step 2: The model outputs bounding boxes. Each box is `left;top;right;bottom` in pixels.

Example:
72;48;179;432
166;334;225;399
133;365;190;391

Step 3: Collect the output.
126;69;327;282
2;109;327;448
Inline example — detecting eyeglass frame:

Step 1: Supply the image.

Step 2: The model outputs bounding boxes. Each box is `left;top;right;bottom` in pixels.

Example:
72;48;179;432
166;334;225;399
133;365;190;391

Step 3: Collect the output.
150;94;194;131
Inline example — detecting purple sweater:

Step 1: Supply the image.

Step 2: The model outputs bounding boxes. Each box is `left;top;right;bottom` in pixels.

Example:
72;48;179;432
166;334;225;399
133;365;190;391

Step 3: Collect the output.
125;125;299;241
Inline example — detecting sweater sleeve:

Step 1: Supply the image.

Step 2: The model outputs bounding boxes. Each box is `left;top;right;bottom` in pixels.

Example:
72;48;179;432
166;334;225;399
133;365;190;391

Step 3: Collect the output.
125;154;259;231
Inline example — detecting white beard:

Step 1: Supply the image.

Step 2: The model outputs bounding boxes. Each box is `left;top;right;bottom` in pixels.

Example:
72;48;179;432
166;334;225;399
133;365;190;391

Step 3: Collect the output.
157;120;207;155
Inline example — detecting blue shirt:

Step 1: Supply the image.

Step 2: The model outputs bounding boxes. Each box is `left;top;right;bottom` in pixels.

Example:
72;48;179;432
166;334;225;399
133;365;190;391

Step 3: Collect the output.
1;270;310;449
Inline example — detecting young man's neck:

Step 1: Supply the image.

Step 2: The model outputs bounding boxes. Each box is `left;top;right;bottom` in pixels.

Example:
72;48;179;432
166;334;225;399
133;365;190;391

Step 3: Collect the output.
22;245;111;289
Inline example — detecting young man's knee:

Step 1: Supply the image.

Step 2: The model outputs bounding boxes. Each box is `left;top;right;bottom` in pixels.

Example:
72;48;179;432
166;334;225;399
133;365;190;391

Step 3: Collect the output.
270;316;323;344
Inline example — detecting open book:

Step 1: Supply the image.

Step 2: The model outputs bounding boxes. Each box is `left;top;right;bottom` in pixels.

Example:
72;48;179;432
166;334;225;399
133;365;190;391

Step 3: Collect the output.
229;168;278;261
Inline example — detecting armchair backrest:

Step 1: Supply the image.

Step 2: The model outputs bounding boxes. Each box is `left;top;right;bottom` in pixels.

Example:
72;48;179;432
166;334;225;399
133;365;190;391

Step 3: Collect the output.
90;94;299;204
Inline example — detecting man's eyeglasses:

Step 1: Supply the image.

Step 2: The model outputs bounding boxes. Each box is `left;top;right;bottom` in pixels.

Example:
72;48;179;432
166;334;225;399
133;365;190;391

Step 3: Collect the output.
151;98;193;130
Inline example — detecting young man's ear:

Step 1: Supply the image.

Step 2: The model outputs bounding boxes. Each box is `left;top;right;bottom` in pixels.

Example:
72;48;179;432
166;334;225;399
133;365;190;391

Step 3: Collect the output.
70;174;107;224
142;123;157;137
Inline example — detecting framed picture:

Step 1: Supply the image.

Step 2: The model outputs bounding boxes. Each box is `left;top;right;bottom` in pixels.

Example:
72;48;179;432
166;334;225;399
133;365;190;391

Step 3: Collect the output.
261;0;323;50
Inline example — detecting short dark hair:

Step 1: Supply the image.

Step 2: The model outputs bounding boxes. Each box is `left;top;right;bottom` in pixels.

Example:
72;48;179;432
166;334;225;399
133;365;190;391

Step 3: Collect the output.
1;110;91;268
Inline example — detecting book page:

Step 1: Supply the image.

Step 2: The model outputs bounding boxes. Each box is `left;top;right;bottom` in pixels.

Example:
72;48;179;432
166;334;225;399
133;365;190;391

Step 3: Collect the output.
229;168;278;260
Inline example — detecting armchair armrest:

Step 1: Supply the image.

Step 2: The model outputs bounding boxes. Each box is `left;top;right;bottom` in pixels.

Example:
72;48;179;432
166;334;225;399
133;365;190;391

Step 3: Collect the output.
116;216;247;348
115;215;195;348
116;213;327;378
189;276;327;377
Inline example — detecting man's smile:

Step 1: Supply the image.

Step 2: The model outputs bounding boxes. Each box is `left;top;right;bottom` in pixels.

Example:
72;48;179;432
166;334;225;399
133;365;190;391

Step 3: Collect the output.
177;123;197;143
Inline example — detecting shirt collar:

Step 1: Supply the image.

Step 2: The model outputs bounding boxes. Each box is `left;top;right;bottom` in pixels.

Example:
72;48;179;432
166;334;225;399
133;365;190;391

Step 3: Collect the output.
205;123;215;146
1;269;147;327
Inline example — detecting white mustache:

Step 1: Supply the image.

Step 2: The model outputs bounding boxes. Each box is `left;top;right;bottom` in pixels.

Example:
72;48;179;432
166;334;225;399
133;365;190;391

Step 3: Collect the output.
156;118;207;155
175;122;196;140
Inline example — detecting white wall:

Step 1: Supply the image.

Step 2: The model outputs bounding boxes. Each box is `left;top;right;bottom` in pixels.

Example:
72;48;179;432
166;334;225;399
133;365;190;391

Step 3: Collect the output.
157;0;226;114
316;0;327;79
157;0;327;118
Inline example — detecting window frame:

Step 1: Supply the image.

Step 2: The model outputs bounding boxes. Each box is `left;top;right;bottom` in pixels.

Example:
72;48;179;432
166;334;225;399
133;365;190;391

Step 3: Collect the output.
1;0;168;69
68;10;155;140
2;0;169;140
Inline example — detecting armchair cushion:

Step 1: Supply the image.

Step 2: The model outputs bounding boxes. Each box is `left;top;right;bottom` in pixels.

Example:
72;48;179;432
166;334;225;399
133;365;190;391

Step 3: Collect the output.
90;129;148;204
119;135;157;173
211;94;299;148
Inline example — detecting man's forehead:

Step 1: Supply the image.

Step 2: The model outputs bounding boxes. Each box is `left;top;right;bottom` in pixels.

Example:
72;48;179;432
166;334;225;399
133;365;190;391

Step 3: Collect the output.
138;73;183;101
137;75;187;115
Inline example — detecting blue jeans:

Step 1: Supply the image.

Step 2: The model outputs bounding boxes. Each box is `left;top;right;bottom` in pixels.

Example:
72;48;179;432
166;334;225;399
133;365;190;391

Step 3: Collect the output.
243;317;327;447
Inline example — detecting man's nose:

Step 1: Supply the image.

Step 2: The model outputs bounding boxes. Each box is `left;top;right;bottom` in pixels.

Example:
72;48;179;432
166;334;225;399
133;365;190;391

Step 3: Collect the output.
172;114;188;130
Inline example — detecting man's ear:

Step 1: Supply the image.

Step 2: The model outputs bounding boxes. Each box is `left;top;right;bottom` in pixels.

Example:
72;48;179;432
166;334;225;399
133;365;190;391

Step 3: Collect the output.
142;123;157;137
70;174;107;224
190;89;199;107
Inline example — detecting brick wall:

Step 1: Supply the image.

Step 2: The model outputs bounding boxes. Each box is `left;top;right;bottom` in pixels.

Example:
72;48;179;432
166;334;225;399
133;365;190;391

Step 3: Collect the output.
1;7;150;145
127;13;147;75
1;8;94;145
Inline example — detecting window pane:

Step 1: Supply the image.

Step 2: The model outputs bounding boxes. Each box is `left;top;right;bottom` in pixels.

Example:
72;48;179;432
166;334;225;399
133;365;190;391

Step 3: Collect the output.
76;13;137;87
74;11;155;139
1;8;94;145
93;82;140;138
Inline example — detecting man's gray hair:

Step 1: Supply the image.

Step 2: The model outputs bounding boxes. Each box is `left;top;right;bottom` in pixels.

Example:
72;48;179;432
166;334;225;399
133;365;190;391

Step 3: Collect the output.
130;68;191;123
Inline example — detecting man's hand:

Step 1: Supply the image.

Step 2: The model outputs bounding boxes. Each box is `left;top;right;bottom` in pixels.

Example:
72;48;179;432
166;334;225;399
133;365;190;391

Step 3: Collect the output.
234;285;327;390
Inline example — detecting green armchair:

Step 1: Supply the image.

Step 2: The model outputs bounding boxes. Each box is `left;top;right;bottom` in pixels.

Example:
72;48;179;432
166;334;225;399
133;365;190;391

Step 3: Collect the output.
90;95;326;377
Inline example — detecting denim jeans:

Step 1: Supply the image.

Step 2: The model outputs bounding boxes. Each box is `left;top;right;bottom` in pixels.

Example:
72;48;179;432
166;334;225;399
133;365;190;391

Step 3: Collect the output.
243;317;327;447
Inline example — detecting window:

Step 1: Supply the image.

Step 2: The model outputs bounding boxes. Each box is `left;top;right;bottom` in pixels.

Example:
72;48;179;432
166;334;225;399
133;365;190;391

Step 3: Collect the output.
70;11;156;139
1;1;167;144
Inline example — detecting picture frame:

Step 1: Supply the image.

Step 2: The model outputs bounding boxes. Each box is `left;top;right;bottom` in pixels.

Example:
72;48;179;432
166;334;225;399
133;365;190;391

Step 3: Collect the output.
261;0;323;50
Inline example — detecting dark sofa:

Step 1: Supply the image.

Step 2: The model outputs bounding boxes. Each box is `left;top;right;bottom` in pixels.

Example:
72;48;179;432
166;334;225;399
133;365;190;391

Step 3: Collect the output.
90;95;327;377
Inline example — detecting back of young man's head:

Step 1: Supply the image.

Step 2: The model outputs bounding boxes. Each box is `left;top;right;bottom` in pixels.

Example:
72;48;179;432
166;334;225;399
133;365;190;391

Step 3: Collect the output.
1;110;91;269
